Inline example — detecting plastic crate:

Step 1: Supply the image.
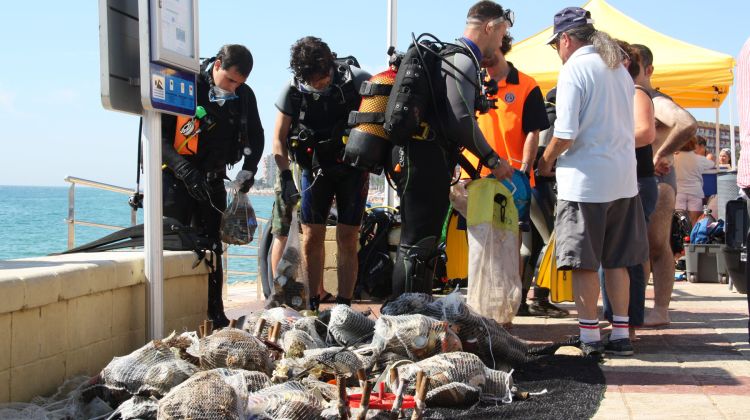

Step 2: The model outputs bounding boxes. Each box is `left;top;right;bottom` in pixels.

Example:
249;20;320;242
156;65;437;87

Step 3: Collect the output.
685;243;728;283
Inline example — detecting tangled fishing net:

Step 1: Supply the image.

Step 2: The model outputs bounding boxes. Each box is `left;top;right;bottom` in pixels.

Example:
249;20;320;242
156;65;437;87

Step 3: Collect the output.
199;328;273;374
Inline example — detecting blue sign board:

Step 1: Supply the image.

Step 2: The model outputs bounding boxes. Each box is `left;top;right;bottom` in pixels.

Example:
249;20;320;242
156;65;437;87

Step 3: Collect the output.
148;62;196;116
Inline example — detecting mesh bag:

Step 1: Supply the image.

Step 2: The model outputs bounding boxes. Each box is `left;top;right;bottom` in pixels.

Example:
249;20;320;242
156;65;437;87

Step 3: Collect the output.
426;382;481;406
247;381;324;420
298;347;365;377
395;352;514;403
327;304;375;346
382;292;532;369
245;306;304;341
0;376;112;420
100;338;198;398
221;190;258;245
292;316;327;345
199;328;273;374
113;395;158;419
281;329;324;358
300;375;339;403
372;314;462;361
158;368;271;419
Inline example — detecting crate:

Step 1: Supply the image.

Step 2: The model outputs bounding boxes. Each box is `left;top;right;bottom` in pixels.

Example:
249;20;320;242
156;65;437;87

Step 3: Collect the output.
685;243;728;283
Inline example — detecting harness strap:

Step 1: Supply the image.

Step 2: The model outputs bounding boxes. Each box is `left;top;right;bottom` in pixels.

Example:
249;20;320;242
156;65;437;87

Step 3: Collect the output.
348;111;386;125
359;81;393;96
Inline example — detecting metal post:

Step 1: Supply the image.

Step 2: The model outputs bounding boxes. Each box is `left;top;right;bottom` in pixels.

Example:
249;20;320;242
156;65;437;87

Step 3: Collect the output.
385;0;398;208
67;183;75;249
715;106;721;158
730;88;737;166
142;109;164;340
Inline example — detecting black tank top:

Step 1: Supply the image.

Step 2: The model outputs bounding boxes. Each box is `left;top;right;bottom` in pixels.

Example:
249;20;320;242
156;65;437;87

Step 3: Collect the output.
634;85;655;178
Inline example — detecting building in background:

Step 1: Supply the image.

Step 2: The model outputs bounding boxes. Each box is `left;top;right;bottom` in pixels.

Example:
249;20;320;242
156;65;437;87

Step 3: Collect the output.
257;154;278;189
697;121;741;152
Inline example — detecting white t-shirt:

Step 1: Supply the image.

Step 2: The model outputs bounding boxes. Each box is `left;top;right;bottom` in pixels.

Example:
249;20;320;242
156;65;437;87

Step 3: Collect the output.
553;45;638;203
675;151;716;197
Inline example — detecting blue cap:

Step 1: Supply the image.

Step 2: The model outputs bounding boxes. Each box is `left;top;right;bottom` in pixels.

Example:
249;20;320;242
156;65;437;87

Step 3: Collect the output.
546;7;594;44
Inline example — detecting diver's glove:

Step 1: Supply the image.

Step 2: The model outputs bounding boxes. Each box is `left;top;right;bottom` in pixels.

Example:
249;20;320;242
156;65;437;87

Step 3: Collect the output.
234;169;255;193
174;162;210;202
279;169;299;206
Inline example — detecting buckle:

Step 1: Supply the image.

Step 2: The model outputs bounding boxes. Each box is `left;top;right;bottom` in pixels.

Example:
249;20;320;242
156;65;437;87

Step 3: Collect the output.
412;122;431;140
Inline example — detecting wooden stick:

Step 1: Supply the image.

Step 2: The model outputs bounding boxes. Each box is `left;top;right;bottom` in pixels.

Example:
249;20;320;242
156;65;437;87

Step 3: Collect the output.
390;378;408;420
253;318;267;338
389;367;399;391
270;321;282;343
198;324;205;338
228;319;237;328
204;320;213;336
337;374;350;419
411;375;430;420
355;381;372;420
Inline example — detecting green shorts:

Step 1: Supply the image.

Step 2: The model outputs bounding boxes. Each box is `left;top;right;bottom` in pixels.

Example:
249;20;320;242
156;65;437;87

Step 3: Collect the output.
271;174;295;236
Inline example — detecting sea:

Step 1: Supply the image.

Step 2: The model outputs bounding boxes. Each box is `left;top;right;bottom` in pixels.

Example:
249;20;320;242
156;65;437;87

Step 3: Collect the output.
0;185;274;284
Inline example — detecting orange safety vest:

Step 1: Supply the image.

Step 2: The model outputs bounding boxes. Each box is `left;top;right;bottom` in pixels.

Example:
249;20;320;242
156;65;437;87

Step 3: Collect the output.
173;116;200;155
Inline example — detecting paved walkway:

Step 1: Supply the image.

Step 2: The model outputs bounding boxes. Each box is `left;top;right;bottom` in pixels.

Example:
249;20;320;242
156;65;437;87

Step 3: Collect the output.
225;279;750;419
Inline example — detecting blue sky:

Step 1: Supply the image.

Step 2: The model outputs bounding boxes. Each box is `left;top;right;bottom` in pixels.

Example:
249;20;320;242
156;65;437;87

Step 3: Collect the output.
1;0;748;187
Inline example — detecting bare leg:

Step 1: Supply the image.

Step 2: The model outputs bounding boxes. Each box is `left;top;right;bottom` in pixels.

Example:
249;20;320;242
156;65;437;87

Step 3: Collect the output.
270;235;288;278
688;210;701;226
336;224;360;300
573;269;601;320
644;183;675;326
604;267;630;317
301;224;326;303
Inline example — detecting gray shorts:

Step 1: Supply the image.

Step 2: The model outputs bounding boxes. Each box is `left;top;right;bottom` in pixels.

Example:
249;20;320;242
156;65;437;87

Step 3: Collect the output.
555;196;648;271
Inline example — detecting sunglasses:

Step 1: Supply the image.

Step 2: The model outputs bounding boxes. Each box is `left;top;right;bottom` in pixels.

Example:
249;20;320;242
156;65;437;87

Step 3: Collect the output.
550;35;561;51
467;8;515;28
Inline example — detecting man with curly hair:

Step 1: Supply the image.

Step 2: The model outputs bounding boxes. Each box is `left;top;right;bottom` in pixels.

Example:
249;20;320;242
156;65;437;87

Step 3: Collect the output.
271;36;371;311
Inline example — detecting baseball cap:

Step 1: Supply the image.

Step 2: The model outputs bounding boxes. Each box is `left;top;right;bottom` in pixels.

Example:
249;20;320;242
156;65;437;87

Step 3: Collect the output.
546;7;595;44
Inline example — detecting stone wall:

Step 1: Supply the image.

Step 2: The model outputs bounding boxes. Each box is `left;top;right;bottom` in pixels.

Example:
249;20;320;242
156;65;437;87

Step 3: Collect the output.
0;251;209;402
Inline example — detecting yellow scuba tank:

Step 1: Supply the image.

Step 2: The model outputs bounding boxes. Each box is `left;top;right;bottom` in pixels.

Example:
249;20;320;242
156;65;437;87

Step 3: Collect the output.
343;68;397;174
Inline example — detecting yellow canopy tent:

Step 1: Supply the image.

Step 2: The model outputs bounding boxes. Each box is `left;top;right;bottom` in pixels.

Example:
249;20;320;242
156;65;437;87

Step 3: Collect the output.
507;0;735;109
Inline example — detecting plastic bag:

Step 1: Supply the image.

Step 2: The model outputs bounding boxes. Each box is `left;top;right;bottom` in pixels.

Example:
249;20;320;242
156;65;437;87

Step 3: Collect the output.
266;210;308;311
221;190;258;245
466;178;521;324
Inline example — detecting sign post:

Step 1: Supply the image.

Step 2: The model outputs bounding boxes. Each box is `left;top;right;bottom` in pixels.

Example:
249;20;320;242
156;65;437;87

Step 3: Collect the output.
100;0;199;340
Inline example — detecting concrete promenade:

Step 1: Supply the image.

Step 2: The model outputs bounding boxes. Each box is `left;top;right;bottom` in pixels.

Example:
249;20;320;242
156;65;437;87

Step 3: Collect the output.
225;279;750;419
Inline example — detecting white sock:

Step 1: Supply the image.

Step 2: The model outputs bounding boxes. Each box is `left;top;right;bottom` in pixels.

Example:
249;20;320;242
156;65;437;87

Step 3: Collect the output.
611;315;630;341
578;318;600;343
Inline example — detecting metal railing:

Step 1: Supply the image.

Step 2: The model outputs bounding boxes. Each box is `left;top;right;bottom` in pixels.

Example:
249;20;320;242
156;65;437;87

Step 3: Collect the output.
64;176;262;287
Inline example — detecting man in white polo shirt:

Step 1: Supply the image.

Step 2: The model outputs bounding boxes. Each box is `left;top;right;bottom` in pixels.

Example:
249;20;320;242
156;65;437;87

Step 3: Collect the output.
537;7;648;357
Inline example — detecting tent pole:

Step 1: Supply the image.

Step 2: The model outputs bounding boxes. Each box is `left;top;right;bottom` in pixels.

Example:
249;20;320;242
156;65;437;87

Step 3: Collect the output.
716;106;721;158
730;88;737;166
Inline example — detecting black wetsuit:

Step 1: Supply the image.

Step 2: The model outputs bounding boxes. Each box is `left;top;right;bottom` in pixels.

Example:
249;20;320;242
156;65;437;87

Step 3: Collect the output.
161;59;264;325
388;43;501;295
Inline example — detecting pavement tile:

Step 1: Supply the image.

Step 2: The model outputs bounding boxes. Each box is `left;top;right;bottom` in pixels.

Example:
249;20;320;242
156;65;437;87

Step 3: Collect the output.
709;394;750;419
621;392;722;418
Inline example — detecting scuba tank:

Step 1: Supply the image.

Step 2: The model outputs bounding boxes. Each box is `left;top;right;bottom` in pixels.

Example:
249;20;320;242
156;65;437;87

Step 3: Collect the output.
343;53;399;174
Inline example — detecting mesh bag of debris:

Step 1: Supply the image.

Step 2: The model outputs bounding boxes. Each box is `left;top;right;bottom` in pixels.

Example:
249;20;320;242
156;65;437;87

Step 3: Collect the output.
0;376;112;420
199;328;273;374
327;304;375;346
394;352;514;404
245;305;304;341
220;190;258;245
382;291;534;369
158;368;271;420
110;395;159;419
100;337;199;399
266;211;308;311
247;381;324;420
372;314;462;361
297;347;364;378
281;328;324;358
292;316;327;345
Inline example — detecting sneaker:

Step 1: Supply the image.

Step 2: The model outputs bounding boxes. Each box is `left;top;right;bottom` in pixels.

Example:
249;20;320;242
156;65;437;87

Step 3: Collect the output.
579;340;605;358
516;302;533;317
604;337;634;356
528;300;569;318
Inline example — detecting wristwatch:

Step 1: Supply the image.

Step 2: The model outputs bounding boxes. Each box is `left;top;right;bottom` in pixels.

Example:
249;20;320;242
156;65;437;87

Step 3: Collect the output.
484;154;501;170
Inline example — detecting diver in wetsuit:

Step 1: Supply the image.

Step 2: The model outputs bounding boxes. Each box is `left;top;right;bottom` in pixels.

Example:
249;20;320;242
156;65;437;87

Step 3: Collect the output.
161;44;265;327
389;1;515;295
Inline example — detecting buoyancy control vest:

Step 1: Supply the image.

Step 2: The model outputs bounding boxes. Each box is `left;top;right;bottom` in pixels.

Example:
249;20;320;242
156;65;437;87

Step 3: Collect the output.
344;34;490;175
171;59;254;171
287;56;361;170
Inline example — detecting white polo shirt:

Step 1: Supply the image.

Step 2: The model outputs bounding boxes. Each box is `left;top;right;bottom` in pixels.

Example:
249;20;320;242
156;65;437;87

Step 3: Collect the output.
553;45;638;203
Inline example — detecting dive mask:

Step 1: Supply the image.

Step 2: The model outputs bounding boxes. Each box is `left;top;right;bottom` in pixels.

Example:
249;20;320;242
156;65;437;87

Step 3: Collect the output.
209;85;239;106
